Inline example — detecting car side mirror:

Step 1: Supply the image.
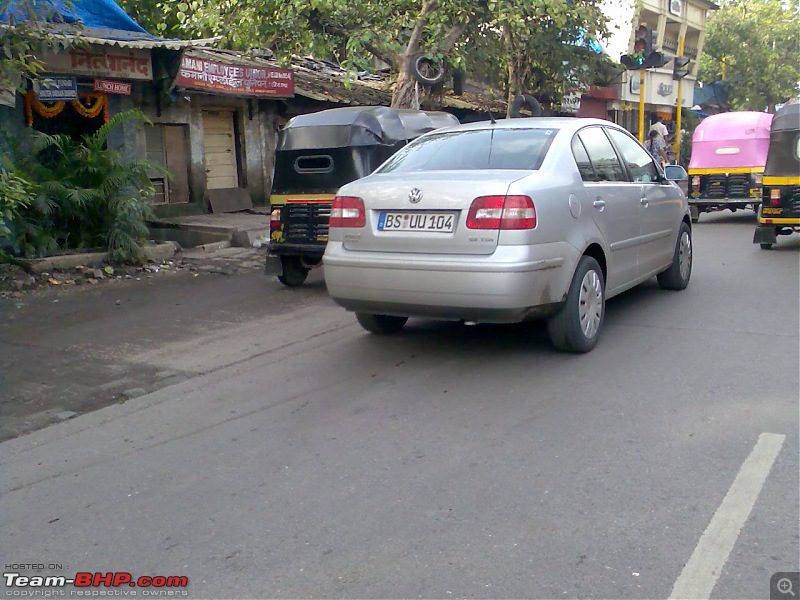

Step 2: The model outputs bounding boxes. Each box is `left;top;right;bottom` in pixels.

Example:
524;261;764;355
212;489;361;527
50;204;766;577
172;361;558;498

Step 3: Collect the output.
664;164;688;181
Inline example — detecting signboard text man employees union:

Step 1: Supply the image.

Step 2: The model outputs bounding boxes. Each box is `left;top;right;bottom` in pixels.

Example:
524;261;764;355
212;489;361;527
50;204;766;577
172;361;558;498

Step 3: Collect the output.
174;54;294;98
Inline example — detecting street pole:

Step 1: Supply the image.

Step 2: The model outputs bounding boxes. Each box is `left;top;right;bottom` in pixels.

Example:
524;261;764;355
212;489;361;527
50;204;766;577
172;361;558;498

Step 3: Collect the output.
638;69;645;143
674;36;684;164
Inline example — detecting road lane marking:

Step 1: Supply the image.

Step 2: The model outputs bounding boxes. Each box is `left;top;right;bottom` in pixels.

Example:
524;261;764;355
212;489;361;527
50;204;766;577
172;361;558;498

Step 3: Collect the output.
669;432;786;600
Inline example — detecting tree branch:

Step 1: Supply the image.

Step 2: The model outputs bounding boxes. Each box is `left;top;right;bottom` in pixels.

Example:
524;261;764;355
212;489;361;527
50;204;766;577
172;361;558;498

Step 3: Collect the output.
439;17;469;54
306;8;399;65
404;0;438;59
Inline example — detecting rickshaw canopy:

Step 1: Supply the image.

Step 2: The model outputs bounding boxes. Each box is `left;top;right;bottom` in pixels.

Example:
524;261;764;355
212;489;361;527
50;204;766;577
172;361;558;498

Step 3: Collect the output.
763;103;800;177
278;106;459;151
689;111;773;171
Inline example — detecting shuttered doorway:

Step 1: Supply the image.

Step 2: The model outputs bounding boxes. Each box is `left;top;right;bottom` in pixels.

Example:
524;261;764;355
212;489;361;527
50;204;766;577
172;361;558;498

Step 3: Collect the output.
202;110;239;189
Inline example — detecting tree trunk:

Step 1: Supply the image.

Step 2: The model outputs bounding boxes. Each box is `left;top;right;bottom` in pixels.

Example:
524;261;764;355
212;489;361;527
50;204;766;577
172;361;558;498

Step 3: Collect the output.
503;24;522;118
391;68;425;109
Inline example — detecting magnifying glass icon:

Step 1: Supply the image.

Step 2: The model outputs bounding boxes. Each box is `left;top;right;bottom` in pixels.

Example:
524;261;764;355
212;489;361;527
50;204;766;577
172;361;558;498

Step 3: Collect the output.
778;577;796;597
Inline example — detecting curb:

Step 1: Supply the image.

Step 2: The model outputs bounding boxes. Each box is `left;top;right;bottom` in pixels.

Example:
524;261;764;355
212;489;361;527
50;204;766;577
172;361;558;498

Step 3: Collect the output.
21;242;180;273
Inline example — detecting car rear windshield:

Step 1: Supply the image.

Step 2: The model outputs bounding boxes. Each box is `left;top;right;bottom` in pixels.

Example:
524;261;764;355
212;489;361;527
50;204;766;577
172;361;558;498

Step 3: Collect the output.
376;128;558;172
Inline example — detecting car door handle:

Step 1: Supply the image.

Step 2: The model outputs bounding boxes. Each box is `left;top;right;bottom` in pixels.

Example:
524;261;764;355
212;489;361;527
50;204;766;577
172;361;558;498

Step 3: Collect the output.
640;198;649;207
593;199;606;211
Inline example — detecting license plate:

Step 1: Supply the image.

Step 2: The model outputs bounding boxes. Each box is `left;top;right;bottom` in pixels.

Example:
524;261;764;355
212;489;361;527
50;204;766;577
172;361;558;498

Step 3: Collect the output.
377;211;456;233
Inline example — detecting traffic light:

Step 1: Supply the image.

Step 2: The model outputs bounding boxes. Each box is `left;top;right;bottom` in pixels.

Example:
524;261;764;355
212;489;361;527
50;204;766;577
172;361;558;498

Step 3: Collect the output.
643;52;670;69
621;53;645;70
672;56;691;79
634;25;654;56
621;25;662;70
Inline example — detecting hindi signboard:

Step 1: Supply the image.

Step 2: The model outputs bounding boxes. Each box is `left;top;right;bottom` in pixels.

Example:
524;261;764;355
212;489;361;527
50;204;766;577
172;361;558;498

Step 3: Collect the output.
174;54;294;98
45;48;153;80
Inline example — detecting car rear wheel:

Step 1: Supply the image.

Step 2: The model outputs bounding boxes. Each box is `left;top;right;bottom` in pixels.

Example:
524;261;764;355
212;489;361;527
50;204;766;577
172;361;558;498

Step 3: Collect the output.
356;313;408;335
657;222;692;290
547;256;605;353
278;256;310;287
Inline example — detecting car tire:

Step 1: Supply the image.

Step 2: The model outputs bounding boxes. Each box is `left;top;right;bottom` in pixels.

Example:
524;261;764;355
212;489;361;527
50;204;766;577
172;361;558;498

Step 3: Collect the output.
411;54;445;85
277;256;309;287
509;94;542;118
356;313;408;335
547;256;605;353
657;222;692;291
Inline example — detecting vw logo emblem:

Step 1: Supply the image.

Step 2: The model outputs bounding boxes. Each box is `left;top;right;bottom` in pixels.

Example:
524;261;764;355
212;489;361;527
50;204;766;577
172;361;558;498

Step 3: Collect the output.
408;187;423;204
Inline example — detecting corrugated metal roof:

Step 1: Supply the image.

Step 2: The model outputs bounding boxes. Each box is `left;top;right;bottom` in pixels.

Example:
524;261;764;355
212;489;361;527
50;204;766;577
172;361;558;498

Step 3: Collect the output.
51;27;220;49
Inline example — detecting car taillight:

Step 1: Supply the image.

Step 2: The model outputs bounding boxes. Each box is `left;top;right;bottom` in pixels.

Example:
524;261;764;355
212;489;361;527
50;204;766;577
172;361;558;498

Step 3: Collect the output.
691;176;700;191
467;195;536;230
330;196;366;228
270;208;282;233
770;189;781;206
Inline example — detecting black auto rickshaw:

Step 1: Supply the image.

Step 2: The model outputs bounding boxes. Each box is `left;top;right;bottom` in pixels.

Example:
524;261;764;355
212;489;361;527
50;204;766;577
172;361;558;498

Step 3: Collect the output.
265;106;460;285
753;103;800;249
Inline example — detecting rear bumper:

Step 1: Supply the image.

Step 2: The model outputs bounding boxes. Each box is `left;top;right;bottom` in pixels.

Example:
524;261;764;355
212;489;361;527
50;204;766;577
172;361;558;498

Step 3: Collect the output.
757;216;800;226
323;242;579;323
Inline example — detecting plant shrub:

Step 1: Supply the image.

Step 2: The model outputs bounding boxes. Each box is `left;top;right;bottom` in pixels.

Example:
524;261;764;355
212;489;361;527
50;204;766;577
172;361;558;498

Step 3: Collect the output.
0;109;164;263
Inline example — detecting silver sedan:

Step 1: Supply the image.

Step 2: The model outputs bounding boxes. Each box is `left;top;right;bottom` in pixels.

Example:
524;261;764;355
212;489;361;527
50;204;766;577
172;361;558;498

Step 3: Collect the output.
323;117;692;352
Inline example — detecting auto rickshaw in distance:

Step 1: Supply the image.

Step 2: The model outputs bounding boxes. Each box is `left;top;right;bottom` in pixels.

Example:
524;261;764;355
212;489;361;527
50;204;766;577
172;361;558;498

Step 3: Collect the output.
265;106;460;286
687;111;773;222
753;102;800;249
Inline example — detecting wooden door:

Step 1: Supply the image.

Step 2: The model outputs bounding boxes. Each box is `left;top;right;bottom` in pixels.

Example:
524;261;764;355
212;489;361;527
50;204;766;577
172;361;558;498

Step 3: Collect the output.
202;110;238;189
145;124;190;204
163;125;190;204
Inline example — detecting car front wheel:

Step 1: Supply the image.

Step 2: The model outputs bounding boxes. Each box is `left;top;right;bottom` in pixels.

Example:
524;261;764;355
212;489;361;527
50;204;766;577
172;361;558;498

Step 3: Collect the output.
547;256;605;353
657;222;692;290
356;313;408;335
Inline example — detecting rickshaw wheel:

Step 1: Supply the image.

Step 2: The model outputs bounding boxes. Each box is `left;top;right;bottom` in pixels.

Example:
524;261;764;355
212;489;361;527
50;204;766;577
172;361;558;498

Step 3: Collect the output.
759;243;773;250
278;256;310;287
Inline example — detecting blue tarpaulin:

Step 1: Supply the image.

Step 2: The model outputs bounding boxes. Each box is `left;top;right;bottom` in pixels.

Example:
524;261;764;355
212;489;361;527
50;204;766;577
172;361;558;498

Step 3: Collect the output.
1;0;150;34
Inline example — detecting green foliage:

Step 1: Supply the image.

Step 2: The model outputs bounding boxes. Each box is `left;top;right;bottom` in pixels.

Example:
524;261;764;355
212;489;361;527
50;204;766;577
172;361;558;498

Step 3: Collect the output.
0;110;162;263
0;0;81;95
698;0;800;111
116;0;612;109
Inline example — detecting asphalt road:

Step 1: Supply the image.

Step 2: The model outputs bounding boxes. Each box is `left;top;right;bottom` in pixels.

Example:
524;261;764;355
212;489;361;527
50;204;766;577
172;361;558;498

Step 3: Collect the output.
2;211;798;599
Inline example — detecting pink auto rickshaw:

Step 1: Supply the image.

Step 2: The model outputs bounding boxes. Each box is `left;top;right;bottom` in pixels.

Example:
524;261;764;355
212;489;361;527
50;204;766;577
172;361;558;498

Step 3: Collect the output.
688;111;773;222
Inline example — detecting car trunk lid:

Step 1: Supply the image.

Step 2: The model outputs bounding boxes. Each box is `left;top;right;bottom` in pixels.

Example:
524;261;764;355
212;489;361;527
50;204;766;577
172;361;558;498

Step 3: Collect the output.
340;171;530;255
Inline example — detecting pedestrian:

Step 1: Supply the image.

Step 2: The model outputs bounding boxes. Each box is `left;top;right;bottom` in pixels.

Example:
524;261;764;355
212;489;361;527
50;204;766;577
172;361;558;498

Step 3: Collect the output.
650;116;669;141
646;130;669;166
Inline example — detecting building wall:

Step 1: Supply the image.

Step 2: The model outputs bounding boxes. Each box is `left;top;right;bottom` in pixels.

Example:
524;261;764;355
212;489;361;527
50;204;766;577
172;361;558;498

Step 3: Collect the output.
138;89;281;215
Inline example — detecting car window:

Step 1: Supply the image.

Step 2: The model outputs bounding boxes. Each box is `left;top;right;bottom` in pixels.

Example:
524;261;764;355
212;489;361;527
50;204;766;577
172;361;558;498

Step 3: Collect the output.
605;127;660;183
377;128;557;172
576;127;627;182
571;136;596;181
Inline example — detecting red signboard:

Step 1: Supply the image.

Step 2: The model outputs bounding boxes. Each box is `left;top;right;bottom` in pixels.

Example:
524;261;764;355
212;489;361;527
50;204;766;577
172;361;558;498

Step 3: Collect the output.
174;54;294;98
94;79;132;95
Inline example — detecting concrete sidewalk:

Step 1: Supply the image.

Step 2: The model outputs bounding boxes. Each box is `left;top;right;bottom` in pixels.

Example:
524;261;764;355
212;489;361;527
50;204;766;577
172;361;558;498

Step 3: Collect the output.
152;208;271;249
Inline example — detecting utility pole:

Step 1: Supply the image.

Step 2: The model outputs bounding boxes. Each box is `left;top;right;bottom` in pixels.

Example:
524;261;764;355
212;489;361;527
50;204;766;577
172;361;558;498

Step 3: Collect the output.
639;70;646;143
674;36;684;163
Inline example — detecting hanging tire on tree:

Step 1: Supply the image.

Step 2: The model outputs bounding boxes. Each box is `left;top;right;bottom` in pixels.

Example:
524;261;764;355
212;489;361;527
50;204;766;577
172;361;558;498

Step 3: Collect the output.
411;54;445;85
509;94;542;118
